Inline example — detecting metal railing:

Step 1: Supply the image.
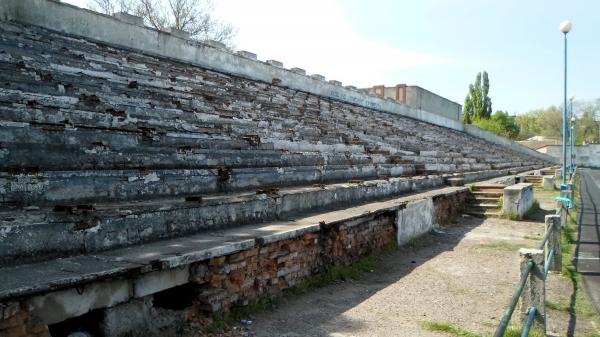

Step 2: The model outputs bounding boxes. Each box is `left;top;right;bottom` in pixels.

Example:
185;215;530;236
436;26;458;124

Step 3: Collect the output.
493;171;575;337
493;261;534;337
492;231;557;337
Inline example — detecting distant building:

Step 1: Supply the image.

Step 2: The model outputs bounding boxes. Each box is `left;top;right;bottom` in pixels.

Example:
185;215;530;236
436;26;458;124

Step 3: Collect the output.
364;84;462;121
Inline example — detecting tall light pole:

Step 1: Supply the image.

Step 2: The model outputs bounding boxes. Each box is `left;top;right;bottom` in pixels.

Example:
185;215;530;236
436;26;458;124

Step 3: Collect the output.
571;115;576;175
569;95;575;177
559;20;572;190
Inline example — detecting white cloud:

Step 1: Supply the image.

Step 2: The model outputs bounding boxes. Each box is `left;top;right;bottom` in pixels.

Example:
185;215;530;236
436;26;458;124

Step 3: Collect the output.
215;0;447;87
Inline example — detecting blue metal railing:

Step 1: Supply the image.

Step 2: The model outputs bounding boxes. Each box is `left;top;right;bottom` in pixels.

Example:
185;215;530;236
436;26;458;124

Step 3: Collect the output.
494;214;558;337
519;247;554;337
493;260;534;337
555;196;573;209
494;169;574;337
520;307;538;337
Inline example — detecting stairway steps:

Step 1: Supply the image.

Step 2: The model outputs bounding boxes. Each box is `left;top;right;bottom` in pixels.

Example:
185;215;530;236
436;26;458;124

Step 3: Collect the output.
465;210;501;217
467;203;500;208
471;192;503;197
468;196;500;202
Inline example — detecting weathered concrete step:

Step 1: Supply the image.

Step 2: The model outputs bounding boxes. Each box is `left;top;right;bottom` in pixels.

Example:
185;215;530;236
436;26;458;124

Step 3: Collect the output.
466;203;499;209
0;185;467;303
471;191;503;197
0;173;451;266
0;124;380;170
0;19;550;176
0;164;415;205
0;166;540;267
472;183;506;189
467;195;500;202
465;210;501;217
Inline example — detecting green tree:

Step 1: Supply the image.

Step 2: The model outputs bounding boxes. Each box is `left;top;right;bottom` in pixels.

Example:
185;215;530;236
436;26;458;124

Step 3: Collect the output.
473;110;520;140
463;71;492;124
514;106;562;140
514;100;600;145
514;112;541;140
575;101;600;144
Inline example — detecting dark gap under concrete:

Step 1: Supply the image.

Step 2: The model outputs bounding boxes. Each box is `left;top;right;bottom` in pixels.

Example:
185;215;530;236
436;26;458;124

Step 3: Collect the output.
152;282;201;311
48;307;102;337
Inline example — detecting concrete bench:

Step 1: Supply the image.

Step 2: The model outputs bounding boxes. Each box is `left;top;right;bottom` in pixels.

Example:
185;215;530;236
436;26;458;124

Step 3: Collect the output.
0;163;416;205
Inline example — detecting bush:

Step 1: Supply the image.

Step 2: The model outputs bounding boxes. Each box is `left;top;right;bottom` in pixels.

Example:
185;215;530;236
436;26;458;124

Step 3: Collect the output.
473;111;520;140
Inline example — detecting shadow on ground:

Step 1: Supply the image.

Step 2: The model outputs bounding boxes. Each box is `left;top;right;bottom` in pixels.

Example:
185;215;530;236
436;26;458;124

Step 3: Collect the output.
209;216;488;337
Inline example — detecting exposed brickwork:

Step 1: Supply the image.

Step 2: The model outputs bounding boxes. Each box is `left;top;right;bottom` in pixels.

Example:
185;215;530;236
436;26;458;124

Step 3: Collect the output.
322;213;396;266
0;303;50;337
191;213;396;314
192;233;322;313
433;190;469;223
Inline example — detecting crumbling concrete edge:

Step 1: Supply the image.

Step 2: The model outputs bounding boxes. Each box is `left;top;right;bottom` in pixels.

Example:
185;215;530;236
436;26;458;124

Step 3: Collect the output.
0;0;556;164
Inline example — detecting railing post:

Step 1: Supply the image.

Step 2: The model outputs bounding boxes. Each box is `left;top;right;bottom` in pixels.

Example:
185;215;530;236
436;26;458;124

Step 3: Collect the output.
559;191;569;229
519;249;546;334
545;215;562;272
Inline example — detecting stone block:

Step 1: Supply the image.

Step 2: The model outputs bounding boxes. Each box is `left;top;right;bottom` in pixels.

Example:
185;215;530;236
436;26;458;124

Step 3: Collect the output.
133;268;190;298
99;297;182;337
204;40;227;50
396;198;434;246
542;176;555;190
27;279;130;324
289;67;306;75
112;12;144;26
310;74;325;81
328;80;342;86
166;27;190;39
503;183;534;219
236;50;257;60
266;59;283;68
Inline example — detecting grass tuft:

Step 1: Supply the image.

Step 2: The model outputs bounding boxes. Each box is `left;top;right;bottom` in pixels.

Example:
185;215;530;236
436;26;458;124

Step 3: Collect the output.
558;176;600;334
419;321;484;337
478;241;523;251
419;321;544;337
546;300;571;312
523;200;541;219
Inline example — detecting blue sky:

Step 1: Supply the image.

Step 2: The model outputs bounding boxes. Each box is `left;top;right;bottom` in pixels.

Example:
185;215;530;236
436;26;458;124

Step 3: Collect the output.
65;0;599;114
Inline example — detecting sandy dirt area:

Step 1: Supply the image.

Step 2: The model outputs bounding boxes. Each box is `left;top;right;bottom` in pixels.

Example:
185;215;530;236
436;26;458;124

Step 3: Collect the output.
194;188;598;337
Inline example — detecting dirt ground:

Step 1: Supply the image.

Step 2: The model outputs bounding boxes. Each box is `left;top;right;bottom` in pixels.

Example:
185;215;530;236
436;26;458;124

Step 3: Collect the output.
195;188;599;337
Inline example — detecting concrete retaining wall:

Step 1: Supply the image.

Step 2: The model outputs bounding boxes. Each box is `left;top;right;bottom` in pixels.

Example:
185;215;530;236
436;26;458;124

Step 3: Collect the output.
367;84;462;121
541;144;600;168
404;86;462;121
0;0;556;164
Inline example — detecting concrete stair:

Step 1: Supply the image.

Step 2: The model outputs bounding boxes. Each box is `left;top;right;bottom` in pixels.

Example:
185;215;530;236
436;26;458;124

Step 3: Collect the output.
465;184;504;217
522;175;543;187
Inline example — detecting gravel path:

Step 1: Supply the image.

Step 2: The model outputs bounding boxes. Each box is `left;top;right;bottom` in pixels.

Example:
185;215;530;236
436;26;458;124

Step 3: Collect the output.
194;188;598;337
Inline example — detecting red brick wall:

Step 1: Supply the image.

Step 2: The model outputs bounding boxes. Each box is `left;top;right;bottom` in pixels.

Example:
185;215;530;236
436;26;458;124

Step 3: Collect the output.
433;190;468;223
191;212;396;314
0;303;50;337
